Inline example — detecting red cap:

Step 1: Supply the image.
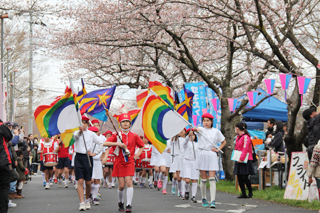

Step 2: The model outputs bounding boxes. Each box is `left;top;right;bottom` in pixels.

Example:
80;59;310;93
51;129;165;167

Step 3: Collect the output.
202;113;214;119
103;130;112;136
88;126;99;132
118;113;131;123
81;115;90;121
91;119;99;124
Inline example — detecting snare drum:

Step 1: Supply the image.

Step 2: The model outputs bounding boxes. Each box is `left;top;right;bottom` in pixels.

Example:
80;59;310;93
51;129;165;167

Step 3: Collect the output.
141;159;152;169
43;152;58;167
106;154;115;165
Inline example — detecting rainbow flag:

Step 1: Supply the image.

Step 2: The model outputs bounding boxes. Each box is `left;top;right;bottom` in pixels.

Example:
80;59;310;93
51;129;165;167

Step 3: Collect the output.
34;96;61;138
42;88;80;138
131;91;187;153
136;89;148;109
79;86;116;121
149;81;175;108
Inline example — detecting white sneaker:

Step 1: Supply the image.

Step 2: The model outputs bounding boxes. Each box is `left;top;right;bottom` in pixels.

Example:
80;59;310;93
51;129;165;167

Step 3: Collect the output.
58;181;62;188
79;203;85;211
8;201;17;208
64;183;68;188
85;201;91;210
111;182;115;187
45;183;50;189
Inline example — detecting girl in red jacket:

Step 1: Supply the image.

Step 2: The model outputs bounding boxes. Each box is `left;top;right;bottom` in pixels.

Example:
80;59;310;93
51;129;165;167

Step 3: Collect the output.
234;122;255;198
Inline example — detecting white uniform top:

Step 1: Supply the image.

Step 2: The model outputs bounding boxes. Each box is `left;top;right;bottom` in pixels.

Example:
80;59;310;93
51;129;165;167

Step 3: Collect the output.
152;144;161;154
73;130;104;154
197;127;225;151
93;134;107;160
182;136;198;161
171;137;186;156
38;139;54;152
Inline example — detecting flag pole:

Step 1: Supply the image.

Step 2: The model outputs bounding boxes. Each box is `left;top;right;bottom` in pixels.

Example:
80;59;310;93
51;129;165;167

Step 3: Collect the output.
97;95;130;156
68;77;92;167
149;89;224;154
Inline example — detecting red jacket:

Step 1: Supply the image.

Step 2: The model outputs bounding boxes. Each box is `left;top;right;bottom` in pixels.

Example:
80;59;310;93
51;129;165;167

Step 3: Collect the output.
235;134;253;161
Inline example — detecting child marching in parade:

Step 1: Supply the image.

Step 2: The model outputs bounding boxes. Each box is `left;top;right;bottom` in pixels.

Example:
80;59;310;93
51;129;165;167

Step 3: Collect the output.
191;113;226;208
103;112;144;213
88;126;106;205
38;137;56;190
181;130;199;202
102;131;115;188
73;115;104;211
139;137;153;188
54;135;70;188
169;129;187;198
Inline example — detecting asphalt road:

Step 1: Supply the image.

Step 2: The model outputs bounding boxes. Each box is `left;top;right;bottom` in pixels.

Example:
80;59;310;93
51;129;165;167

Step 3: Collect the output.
8;175;317;213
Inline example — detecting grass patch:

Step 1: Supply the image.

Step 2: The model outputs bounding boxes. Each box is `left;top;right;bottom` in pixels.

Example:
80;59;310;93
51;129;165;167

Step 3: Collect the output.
216;180;320;211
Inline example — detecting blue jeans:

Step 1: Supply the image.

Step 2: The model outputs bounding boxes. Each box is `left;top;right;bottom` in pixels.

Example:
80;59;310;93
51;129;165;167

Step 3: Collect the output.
9;180;17;192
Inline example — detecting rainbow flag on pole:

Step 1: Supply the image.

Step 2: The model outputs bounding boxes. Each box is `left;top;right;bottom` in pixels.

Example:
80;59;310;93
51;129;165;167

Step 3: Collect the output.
132;90;187;153
42;88;81;138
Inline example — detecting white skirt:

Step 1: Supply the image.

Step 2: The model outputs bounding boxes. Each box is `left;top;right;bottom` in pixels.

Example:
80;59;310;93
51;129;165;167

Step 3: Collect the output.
180;159;199;180
196;149;219;171
150;153;159;166
92;160;103;179
162;152;172;168
169;155;183;173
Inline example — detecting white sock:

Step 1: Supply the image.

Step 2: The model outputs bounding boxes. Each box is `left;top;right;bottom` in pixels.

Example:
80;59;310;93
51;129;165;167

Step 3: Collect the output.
42;173;45;183
112;177;115;184
181;180;186;195
185;183;190;192
192;182;198;197
209;177;216;202
92;184;99;199
163;176;168;189
154;172;159;182
177;181;181;193
159;173;164;181
106;178;110;185
172;179;177;188
142;177;146;184
138;175;142;183
149;176;153;184
53;174;55;179
118;189;124;203
200;179;207;199
65;179;68;185
126;187;134;206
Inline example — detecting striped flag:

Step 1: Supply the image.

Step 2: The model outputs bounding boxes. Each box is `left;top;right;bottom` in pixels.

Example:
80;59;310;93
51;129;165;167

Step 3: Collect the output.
132;90;187;153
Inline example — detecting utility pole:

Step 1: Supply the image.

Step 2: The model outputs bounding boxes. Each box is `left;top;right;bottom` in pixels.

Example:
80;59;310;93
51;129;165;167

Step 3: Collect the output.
28;0;34;133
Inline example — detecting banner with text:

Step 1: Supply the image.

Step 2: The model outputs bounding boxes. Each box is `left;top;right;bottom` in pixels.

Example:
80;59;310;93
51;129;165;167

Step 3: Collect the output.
185;82;207;126
284;152;309;200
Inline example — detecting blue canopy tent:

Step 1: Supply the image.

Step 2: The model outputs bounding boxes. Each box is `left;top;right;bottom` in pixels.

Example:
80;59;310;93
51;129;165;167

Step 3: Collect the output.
237;88;288;122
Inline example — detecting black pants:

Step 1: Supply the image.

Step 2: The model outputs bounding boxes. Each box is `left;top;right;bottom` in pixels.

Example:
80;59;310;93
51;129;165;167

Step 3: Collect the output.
237;174;252;196
32;163;38;173
0;165;10;213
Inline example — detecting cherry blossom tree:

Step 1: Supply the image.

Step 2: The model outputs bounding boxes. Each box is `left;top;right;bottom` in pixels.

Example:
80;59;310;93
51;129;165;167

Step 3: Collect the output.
50;0;320;179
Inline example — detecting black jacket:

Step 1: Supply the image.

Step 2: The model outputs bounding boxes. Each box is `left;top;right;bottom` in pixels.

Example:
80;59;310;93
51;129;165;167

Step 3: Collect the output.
306;113;320;145
270;121;284;152
0;123;13;166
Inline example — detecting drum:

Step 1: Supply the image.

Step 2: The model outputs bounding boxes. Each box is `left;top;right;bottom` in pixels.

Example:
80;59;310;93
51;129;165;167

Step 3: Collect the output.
106;154;115;165
141;159;152;169
43;152;58;167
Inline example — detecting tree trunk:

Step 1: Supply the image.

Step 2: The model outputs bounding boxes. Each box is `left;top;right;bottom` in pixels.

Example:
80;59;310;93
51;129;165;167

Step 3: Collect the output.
285;79;303;163
220;97;240;180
